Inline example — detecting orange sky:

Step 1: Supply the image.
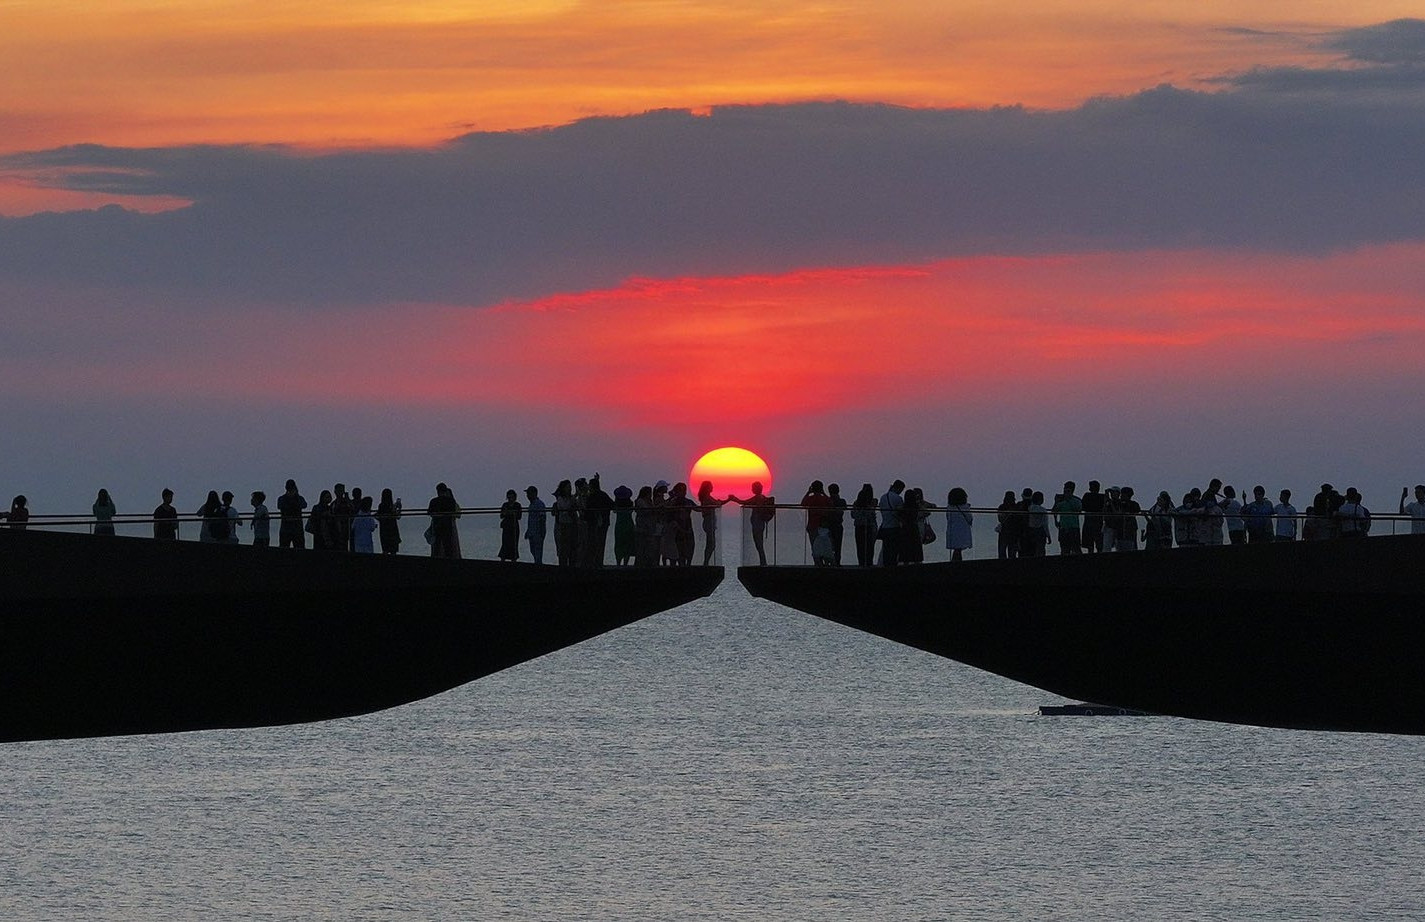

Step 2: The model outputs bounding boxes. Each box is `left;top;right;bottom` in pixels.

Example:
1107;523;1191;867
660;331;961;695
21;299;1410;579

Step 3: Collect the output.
5;0;1417;158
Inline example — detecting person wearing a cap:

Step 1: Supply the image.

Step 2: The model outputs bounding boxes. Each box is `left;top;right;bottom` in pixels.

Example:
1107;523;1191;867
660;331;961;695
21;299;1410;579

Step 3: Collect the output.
523;485;547;563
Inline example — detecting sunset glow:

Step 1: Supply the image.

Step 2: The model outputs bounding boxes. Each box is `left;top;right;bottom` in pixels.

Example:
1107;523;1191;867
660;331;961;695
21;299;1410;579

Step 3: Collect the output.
690;447;774;501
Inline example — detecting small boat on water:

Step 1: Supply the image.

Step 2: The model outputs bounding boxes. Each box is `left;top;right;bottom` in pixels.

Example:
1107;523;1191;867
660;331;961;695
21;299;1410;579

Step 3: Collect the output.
0;529;721;743
740;534;1425;735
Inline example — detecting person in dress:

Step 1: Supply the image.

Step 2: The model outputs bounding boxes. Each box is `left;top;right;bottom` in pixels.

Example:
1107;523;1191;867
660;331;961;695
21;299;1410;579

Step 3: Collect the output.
425;483;461;559
944;487;973;562
199;490;224;543
498;489;522;561
92;489;116;536
523;486;546;563
377;489;402;555
352;495;378;553
552;479;578;567
612;485;635;566
696;481;728;566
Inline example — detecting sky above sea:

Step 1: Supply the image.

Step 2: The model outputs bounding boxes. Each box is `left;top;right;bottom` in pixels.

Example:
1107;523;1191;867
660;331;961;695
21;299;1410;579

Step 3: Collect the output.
4;3;1424;514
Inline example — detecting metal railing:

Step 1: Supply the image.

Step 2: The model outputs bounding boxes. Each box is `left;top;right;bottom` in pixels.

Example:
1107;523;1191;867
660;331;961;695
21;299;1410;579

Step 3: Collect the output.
739;502;1422;566
2;504;724;568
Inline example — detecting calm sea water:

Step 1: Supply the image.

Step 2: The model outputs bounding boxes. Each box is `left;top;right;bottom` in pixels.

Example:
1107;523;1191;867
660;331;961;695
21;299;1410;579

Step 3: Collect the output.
5;576;1425;920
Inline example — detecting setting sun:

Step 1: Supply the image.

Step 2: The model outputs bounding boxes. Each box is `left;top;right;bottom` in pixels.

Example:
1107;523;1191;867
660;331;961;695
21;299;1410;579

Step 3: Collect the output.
690;447;772;500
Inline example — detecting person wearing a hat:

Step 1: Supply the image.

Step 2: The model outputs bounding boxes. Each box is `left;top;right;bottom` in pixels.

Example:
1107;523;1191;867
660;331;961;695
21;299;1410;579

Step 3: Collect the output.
524;485;547;563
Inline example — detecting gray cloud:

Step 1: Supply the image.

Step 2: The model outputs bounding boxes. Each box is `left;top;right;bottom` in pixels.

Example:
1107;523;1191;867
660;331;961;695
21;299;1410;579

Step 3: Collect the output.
3;75;1425;307
1327;18;1425;65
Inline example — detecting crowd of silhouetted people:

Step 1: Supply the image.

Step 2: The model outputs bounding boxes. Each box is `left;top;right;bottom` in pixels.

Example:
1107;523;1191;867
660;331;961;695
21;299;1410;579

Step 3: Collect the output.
0;475;745;569
787;478;1424;566
6;477;1423;568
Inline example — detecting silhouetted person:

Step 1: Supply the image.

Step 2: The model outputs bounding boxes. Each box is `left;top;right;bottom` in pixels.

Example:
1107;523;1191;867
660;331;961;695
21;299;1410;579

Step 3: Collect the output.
574;478;592;564
613;485;635;566
1336;488;1371;537
499;489;522;561
1052;481;1081;556
697;481;728;566
350;495;377;553
153;489;178;540
552;479;578;566
278;479;307;549
1242;486;1274;544
309;489;334;550
851;483;877;567
7;495;29;529
1175;489;1200;547
669;482;696;566
996;490;1020;559
426;482;461;559
377;489;402;555
1080;481;1105;553
904;487;929;564
524;486;547;563
199;490;224;543
634;485;657;567
1274;489;1298;542
222;491;240;544
332;484;354;552
1117;487;1141;550
1015;488;1036;557
1401;485;1425;536
348;487;365;552
729;482;775;566
878;480;905;566
1222;486;1245;545
1101;487;1121;551
584;474;613;567
1199;487;1225;546
1025;491;1051;556
93;489;116;536
945;487;973;562
247;491;270;546
801;480;830;563
1145;491;1175;549
825;483;848;565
